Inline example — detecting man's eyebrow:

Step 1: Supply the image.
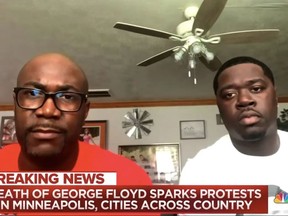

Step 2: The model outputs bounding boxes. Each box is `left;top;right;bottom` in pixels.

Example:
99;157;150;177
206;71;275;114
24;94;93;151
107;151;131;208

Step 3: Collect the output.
20;81;45;89
55;85;80;92
246;78;267;85
20;82;79;92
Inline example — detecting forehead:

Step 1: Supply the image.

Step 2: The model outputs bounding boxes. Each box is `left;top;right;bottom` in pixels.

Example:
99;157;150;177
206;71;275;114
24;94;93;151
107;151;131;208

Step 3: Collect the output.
17;56;86;91
217;63;271;88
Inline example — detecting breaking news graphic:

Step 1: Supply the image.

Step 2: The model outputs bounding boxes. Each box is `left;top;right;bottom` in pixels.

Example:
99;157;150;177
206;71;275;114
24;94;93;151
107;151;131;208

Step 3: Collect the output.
0;172;272;214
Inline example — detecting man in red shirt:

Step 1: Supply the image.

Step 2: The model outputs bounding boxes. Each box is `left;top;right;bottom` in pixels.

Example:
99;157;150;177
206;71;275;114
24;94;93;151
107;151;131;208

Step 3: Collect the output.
0;53;160;216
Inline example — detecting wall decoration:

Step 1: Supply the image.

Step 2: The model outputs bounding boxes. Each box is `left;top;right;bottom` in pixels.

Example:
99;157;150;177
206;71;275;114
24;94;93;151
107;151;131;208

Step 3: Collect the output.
0;116;17;147
216;114;224;125
277;108;288;131
118;143;180;184
79;120;107;149
180;120;206;139
122;108;153;139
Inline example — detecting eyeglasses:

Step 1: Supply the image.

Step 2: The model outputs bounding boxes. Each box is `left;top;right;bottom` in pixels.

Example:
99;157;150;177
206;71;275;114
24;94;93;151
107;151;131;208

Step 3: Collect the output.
14;87;88;112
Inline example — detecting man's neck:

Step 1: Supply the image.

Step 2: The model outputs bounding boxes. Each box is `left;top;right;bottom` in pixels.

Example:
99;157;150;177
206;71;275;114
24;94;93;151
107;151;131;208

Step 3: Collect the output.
231;131;280;156
18;142;79;171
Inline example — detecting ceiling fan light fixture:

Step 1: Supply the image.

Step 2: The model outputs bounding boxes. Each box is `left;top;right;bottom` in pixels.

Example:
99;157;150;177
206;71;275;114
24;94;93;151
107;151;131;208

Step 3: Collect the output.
204;50;214;61
188;56;196;70
191;42;203;54
174;46;188;62
174;38;195;62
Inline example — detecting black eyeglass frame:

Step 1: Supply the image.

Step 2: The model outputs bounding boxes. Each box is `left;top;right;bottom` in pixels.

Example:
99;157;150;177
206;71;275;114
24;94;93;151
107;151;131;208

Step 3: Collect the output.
13;87;88;112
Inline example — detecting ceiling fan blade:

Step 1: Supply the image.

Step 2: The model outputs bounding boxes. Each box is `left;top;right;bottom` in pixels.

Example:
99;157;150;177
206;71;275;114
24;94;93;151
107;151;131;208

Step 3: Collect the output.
114;22;181;40
199;55;222;72
209;29;280;44
138;46;180;66
192;0;228;35
141;119;154;125
140;125;151;135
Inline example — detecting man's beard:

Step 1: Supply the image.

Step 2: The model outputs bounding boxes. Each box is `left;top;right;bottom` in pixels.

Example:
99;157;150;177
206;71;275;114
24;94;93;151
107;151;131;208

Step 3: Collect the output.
239;129;266;142
24;136;66;158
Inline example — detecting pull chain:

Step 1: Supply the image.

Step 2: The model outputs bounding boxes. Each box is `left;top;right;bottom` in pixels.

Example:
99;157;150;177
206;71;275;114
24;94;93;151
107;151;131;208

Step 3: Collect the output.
188;69;197;84
188;55;197;84
193;68;197;84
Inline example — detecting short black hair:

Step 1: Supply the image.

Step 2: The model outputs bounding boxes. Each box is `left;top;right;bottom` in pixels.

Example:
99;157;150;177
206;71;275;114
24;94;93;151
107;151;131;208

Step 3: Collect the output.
213;56;275;94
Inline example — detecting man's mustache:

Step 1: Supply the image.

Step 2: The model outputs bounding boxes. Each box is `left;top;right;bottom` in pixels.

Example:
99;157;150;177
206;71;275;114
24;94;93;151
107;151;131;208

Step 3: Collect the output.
27;123;66;133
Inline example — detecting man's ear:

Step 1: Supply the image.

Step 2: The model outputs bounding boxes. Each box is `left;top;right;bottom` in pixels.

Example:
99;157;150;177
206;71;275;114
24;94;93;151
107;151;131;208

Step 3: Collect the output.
274;87;278;103
84;100;90;120
13;93;17;112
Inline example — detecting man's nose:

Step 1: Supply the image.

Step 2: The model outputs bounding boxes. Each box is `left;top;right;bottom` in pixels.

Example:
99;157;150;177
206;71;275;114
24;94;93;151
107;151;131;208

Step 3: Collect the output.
236;90;256;110
34;97;61;118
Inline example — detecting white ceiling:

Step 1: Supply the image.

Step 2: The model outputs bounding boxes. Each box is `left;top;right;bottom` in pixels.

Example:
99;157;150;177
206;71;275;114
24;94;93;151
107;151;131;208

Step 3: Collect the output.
0;0;288;105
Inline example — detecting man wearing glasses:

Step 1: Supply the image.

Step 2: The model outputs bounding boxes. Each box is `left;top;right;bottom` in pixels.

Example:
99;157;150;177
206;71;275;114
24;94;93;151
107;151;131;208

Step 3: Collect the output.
0;53;162;216
0;53;154;186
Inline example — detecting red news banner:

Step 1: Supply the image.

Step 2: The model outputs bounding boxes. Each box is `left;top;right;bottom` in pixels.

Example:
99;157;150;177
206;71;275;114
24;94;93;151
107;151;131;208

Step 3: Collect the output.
0;172;268;214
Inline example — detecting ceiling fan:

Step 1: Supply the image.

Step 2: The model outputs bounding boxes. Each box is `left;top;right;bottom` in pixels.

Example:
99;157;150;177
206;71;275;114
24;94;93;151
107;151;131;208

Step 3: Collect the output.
122;109;154;139
113;0;280;82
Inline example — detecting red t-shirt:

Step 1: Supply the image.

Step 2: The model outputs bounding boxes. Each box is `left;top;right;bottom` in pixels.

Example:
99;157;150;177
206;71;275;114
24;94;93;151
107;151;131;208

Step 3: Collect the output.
0;142;161;216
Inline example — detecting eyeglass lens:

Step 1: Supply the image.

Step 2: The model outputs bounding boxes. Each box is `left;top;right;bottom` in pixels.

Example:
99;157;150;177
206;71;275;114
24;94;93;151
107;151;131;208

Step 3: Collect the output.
16;88;84;111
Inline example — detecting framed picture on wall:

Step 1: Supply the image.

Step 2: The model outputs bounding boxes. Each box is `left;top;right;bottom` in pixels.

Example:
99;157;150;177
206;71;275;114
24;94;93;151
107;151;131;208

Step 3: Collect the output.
216;114;224;125
118;143;181;185
0;116;18;147
79;120;107;149
180;120;206;139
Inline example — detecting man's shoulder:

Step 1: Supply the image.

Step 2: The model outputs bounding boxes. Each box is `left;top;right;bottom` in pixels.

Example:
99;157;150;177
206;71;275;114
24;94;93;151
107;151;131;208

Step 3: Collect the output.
78;142;152;184
0;143;20;171
195;134;231;156
79;141;135;164
278;129;288;137
0;143;20;154
277;129;288;143
180;134;231;182
278;129;288;151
